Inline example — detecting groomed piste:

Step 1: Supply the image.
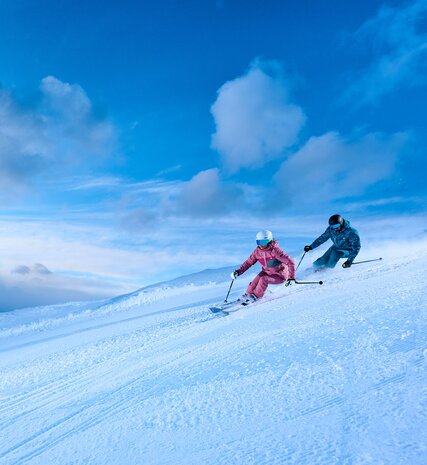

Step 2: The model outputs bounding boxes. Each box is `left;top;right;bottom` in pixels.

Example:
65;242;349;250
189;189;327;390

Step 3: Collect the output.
0;240;426;465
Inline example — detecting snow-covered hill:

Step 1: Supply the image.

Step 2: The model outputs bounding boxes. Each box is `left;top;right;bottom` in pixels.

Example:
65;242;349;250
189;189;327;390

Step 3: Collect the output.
0;241;426;465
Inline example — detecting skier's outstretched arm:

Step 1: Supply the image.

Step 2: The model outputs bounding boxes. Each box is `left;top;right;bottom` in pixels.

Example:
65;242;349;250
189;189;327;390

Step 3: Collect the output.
310;229;331;249
236;251;257;276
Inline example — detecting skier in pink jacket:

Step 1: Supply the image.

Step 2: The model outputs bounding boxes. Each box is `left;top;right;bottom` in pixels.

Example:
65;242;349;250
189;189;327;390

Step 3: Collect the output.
232;230;296;303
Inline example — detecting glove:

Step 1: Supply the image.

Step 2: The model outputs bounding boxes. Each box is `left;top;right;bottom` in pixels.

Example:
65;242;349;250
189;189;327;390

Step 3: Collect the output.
342;260;352;268
285;279;295;287
230;270;239;279
304;245;312;252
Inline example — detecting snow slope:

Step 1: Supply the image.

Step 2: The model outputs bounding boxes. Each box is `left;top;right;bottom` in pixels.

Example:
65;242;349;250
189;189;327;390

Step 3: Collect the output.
0;242;426;465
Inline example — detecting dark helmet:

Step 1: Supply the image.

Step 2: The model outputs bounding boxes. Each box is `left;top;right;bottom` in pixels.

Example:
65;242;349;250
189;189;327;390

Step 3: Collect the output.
329;214;344;227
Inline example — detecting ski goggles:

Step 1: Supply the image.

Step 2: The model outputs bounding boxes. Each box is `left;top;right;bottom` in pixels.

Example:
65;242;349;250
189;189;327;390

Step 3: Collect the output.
256;239;271;246
330;223;342;229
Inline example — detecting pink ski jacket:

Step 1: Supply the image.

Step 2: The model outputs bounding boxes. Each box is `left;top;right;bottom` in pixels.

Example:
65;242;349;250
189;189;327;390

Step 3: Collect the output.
237;241;295;280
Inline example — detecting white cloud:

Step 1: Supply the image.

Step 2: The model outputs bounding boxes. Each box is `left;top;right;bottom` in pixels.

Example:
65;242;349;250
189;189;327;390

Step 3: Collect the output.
175;168;242;217
275;131;408;204
0;77;117;198
41;76;92;119
120;208;159;232
66;175;124;191
211;62;306;172
12;263;52;276
156;164;183;176
40;76;116;159
110;170;249;223
0;91;50;192
344;0;427;105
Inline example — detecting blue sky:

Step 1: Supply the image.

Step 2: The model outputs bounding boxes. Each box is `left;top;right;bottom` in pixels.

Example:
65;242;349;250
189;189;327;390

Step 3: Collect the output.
0;0;426;310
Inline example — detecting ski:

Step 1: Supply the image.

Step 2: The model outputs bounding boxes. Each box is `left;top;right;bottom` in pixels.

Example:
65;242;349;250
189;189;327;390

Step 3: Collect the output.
209;291;291;316
209;299;246;315
209;305;226;313
209;306;231;315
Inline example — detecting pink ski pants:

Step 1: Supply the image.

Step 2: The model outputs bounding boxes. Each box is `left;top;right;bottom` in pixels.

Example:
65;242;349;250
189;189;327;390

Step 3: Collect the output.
247;271;285;298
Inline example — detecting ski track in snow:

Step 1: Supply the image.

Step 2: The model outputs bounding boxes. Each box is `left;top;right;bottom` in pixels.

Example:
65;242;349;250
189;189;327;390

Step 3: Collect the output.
0;249;426;464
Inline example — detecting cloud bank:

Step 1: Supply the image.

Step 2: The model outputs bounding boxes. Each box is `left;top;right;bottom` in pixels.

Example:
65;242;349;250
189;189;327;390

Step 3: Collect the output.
211;62;306;172
0;271;114;312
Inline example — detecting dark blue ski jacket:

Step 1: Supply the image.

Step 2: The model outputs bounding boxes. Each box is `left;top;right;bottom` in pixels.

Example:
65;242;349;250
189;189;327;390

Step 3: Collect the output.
310;220;361;262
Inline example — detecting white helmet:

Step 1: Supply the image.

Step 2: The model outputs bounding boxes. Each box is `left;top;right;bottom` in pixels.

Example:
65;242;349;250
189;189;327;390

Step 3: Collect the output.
256;230;273;246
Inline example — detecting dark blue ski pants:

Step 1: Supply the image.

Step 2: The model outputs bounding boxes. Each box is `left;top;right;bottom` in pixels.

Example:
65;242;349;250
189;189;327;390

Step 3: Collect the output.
313;246;350;269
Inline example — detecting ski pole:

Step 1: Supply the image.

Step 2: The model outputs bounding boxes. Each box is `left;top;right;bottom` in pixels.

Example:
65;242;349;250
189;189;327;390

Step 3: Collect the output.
286;279;323;286
295;279;323;285
295;251;306;271
345;257;383;267
224;278;235;303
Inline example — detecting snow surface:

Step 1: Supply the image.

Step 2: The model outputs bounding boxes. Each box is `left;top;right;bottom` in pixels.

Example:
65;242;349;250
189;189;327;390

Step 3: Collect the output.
0;242;426;465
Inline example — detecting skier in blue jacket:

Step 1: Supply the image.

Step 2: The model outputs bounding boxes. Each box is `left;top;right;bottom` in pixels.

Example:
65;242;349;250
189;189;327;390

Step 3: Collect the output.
304;214;361;269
